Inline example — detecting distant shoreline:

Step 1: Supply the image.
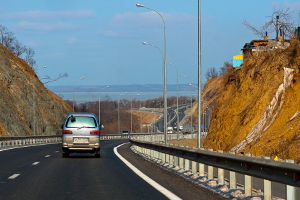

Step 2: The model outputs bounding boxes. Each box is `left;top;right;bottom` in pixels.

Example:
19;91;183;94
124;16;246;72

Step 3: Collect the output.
47;83;199;93
47;84;198;103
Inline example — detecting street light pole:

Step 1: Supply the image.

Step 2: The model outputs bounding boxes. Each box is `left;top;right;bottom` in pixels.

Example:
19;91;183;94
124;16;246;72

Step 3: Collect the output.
72;77;84;112
167;62;179;140
137;3;168;144
131;94;139;133
118;92;127;134
180;74;193;133
197;0;202;148
99;86;109;123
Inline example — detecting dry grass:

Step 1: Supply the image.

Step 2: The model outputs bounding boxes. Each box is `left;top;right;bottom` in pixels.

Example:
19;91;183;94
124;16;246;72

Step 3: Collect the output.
197;39;300;160
168;138;198;148
130;110;162;125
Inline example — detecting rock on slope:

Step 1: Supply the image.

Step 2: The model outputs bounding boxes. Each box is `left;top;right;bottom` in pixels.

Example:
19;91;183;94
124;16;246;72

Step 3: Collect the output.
0;44;71;136
203;39;300;161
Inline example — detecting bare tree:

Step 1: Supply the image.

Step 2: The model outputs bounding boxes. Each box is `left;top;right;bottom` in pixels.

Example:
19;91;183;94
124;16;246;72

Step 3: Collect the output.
205;67;219;80
24;47;36;67
13;41;26;57
42;73;69;84
0;25;19;54
219;61;233;75
243;7;295;39
0;24;37;67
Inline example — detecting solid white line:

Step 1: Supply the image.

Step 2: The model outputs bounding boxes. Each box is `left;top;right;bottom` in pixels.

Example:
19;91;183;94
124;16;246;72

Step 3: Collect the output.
114;143;182;200
8;174;20;179
45;155;51;157
32;162;39;165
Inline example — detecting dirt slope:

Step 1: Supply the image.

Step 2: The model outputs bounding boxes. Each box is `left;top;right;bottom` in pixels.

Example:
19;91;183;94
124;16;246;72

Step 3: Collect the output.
0;44;72;136
202;39;300;161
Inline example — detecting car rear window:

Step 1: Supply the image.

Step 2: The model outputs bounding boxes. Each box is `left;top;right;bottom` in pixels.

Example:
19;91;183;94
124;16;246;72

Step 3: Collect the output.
66;116;97;128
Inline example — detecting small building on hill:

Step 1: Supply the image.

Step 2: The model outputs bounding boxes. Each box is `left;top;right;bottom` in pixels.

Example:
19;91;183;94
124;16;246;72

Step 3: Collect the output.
233;54;243;67
233;36;290;67
242;38;290;56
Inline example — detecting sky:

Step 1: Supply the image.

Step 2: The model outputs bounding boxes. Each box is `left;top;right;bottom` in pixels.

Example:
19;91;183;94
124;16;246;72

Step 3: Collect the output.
1;0;300;86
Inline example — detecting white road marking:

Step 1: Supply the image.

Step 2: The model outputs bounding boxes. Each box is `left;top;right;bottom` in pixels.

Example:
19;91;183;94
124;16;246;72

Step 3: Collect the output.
114;143;182;200
8;174;20;179
45;155;51;157
32;162;40;165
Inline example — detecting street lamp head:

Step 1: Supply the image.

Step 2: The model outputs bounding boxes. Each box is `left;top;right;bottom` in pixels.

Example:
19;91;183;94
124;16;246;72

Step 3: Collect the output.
80;77;84;80
142;42;148;45
136;3;144;7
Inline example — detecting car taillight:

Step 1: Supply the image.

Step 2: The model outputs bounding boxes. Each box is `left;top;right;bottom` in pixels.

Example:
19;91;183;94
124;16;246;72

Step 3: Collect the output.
62;130;73;134
90;131;100;135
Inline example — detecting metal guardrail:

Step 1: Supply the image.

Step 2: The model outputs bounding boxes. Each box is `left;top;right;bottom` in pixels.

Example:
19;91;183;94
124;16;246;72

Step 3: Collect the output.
0;135;62;147
129;137;299;200
0;133;201;147
0;133;168;148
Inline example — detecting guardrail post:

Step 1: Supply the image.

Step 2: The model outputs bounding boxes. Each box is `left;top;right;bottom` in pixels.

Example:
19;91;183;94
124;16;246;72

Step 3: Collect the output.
191;160;197;173
199;148;205;177
154;150;158;160
208;149;214;180
229;152;237;189
174;155;179;167
179;157;184;169
165;153;170;163
218;150;224;185
286;159;296;200
141;147;145;154
184;158;190;171
244;153;252;196
263;156;272;200
199;162;205;177
150;149;154;158
169;154;173;165
147;148;150;156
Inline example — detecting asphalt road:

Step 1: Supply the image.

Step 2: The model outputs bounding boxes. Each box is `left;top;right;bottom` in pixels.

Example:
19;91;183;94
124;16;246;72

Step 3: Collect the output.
154;104;188;132
0;140;227;200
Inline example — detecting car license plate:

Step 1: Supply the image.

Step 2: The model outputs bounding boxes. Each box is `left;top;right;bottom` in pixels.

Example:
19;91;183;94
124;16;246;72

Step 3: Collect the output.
73;138;89;143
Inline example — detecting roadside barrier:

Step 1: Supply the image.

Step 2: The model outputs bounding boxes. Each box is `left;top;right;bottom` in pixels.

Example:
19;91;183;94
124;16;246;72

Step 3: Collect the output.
130;137;299;200
0;136;61;147
0;133;181;147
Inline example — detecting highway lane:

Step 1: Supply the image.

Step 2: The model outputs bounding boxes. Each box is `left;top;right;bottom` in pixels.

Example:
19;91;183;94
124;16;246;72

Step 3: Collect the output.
0;140;227;200
154;104;188;132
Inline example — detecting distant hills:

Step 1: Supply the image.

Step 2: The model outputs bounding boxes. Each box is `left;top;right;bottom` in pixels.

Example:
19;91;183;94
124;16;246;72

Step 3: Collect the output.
47;83;201;93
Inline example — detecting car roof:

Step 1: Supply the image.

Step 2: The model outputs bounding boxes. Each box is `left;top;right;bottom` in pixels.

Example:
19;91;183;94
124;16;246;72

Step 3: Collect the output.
66;113;97;118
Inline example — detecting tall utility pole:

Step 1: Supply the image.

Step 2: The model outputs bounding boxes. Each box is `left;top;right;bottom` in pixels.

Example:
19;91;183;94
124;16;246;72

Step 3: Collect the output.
197;0;202;148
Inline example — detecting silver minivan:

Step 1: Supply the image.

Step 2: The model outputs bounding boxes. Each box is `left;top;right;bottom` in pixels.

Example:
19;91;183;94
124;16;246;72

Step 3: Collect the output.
61;113;104;157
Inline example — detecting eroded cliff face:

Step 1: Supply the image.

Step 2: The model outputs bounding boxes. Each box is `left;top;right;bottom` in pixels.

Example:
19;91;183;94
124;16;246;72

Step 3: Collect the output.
0;44;72;136
203;39;300;161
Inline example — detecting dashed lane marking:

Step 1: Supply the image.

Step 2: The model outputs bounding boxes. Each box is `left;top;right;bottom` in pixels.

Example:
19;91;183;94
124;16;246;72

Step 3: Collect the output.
32;162;40;165
8;174;20;179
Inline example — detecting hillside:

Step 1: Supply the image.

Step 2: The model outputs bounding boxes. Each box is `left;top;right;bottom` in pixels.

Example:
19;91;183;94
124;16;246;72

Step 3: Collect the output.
0;44;72;136
201;39;300;161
